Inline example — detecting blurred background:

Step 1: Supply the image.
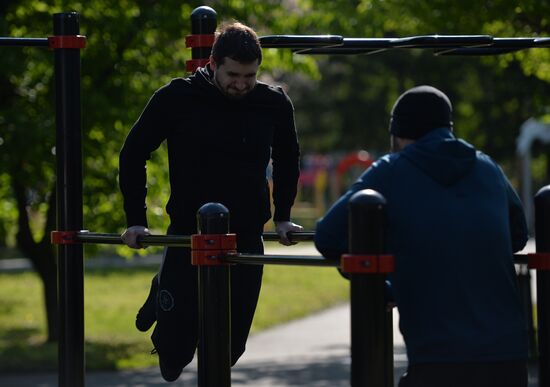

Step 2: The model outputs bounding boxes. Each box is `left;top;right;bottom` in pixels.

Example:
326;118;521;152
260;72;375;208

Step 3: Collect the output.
1;0;549;373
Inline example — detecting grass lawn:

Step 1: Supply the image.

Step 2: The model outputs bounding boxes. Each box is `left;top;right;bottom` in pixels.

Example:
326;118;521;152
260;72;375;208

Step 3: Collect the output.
0;255;348;372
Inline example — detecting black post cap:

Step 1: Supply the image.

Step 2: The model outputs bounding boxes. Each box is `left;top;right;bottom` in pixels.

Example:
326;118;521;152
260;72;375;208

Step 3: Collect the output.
53;12;80;35
191;6;217;35
197;202;229;234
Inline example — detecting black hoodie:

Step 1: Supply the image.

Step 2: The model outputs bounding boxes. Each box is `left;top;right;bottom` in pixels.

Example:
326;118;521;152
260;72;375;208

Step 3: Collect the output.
119;66;300;232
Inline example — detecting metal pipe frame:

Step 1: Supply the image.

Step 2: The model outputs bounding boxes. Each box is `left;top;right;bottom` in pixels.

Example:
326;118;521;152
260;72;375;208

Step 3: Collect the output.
259;34;550;56
76;231;192;247
0;37;49;47
73;230;314;246
223;253;337;267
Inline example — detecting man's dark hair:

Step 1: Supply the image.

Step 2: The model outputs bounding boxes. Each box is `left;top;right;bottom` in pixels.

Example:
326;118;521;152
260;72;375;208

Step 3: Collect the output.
211;22;262;65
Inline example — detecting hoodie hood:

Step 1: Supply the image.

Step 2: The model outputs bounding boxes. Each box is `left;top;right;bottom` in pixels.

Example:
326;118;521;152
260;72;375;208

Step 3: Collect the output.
400;127;476;186
189;66;221;98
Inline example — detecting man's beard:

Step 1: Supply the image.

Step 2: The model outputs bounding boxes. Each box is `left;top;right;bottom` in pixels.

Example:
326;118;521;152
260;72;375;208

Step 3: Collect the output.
214;74;254;100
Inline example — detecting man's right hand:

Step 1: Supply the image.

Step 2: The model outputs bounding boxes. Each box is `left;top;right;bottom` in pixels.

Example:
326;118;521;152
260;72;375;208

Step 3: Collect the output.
121;225;151;249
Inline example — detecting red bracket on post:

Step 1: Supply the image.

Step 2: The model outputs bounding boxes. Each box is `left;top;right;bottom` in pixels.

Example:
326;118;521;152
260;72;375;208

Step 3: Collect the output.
51;230;80;245
48;35;87;49
341;254;394;274
185;34;215;48
191;233;237;266
528;252;550;270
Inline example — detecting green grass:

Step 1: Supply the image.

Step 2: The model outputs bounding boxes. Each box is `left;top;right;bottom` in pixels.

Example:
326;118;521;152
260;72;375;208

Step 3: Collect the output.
0;263;348;372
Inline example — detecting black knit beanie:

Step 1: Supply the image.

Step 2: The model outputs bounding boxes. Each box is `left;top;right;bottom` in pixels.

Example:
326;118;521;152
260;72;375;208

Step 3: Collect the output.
389;85;453;140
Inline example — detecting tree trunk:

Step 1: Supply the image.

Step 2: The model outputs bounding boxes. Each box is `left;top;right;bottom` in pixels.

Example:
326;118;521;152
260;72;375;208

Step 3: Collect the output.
12;177;59;342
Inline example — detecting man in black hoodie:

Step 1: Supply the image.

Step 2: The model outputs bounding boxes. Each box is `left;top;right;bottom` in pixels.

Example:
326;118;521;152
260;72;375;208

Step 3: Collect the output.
119;22;302;382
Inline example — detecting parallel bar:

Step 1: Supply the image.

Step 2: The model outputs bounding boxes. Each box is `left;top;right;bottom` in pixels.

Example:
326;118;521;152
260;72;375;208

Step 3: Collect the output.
514;253;529;265
0;37;49;47
73;232;529;268
262;231;315;242
223;253;338;267
75;232;191;247
73;231;313;246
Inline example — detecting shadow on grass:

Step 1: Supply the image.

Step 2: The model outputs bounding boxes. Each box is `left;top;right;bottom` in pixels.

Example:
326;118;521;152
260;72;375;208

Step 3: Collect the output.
0;327;57;372
0;327;145;373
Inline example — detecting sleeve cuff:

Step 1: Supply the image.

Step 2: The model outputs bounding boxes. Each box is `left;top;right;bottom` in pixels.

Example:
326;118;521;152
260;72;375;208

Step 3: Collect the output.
273;207;291;222
126;211;148;228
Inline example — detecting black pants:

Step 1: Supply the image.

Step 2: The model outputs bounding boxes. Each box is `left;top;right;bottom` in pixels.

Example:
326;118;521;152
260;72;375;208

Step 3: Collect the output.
151;229;264;370
398;360;528;387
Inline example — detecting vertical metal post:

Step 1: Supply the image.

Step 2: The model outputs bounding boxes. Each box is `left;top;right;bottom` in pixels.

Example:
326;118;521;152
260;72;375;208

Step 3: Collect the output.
196;203;231;387
348;189;393;387
186;6;217;73
53;12;84;387
191;6;217;57
517;265;537;361
535;185;550;387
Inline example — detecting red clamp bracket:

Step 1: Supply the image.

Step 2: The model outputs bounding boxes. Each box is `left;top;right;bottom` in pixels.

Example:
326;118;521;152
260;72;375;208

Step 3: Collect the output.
528;253;550;271
191;233;237;266
48;35;87;49
186;58;209;73
185;34;215;48
51;230;80;245
341;254;394;274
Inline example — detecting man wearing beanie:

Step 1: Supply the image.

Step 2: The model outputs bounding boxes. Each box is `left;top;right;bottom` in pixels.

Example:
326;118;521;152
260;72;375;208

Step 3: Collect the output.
315;85;528;387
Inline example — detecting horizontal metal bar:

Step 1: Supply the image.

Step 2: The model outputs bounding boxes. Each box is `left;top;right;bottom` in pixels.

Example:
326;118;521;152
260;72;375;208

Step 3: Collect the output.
223;253;338;267
492;37;538;47
259;35;343;48
262;231;315;242
0;37;49;47
227;252;528;267
76;231;191;247
74;232;529;267
226;253;527;267
437;37;540;56
391;34;494;48
514;253;529;265
535;38;550;47
295;35;550;56
75;231;315;246
436;47;524;56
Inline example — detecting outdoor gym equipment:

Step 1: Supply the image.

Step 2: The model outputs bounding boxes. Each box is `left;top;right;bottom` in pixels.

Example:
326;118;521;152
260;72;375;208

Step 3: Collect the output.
2;5;550;387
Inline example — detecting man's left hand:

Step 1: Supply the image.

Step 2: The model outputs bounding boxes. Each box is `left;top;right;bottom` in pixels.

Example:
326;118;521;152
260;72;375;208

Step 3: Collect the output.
274;221;304;246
